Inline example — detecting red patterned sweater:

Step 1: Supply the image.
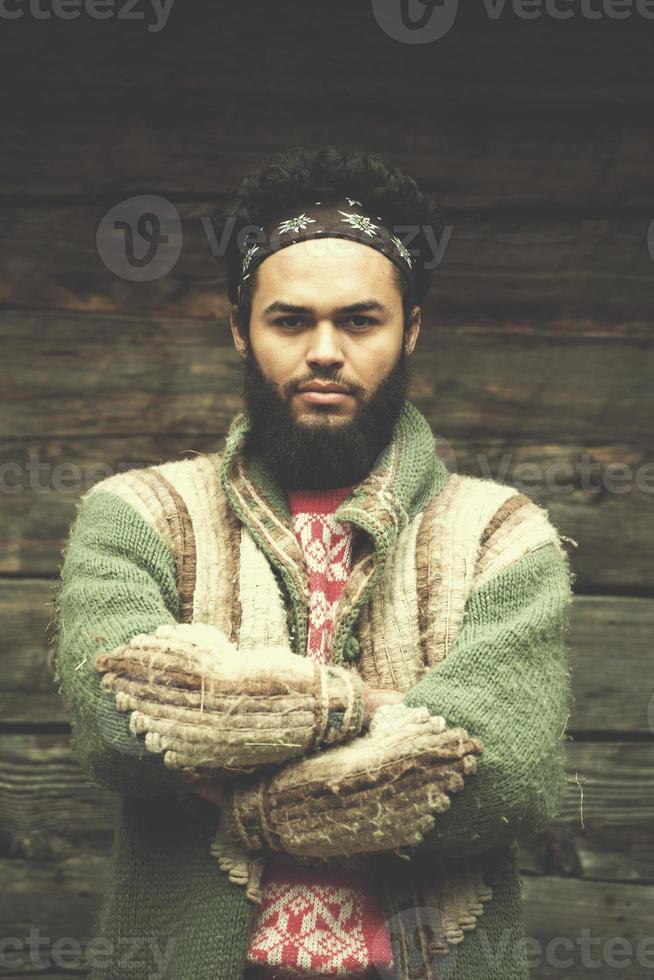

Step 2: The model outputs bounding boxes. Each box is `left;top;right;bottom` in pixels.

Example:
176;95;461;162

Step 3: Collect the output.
245;486;394;978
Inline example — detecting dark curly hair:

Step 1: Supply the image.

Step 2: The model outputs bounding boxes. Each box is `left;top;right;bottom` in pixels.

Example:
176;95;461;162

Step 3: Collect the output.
214;145;443;338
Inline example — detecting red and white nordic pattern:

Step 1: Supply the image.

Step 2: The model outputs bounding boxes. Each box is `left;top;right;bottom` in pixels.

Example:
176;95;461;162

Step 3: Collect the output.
245;486;393;978
286;487;355;662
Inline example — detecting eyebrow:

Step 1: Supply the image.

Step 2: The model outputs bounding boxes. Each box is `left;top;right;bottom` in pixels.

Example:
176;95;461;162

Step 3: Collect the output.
261;299;392;318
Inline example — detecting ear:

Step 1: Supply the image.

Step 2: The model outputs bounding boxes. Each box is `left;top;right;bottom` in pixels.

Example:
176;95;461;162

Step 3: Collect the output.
404;306;421;355
229;307;248;360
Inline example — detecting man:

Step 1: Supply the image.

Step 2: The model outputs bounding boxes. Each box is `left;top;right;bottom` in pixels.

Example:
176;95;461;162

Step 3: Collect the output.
53;146;575;980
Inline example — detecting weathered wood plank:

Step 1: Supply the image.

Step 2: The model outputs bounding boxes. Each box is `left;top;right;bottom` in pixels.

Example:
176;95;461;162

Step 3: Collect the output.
2;4;654;105
4;581;652;732
522;875;654;980
0;735;117;862
1;96;654;208
2;211;654;324
1;737;652;883
520;742;654;883
0;435;225;576
0;856;110;976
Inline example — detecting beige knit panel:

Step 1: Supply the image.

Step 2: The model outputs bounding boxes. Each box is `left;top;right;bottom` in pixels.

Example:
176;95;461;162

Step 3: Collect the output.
237;525;292;652
474;493;565;590
154;454;241;639
85;470;171;544
356;511;426;693
84;467;200;625
415;473;519;668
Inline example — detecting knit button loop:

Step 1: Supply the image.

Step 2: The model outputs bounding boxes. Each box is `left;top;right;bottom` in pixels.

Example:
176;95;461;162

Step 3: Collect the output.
343;635;360;662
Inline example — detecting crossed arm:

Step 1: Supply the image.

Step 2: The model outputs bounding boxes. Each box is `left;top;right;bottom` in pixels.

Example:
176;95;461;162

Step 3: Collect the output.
54;486;573;861
184;535;574;863
53;488;412;802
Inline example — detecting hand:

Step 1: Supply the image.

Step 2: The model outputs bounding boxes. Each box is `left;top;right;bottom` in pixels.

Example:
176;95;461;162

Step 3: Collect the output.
222;702;484;860
195;688;407;807
93;622;365;776
361;682;405;728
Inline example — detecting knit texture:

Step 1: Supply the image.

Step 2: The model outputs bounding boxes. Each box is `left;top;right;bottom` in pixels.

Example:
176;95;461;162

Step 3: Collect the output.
245;486;393;977
50;399;575;980
287;486;355;663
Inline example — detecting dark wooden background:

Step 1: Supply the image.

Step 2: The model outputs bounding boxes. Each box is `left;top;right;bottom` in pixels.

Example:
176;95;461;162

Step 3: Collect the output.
1;3;653;977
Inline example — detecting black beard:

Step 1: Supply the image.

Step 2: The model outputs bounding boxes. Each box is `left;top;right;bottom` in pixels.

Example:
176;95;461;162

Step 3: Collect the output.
239;341;412;490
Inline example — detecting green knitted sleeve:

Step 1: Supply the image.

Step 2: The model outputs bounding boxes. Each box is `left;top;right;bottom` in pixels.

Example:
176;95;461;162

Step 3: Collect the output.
403;539;576;859
52;486;191;799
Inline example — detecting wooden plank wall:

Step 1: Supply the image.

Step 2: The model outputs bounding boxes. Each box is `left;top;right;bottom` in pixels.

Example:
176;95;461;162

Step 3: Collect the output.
1;3;653;977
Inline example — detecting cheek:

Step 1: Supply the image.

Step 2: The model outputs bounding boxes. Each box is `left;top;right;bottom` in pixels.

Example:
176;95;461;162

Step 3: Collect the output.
255;338;299;382
350;344;393;382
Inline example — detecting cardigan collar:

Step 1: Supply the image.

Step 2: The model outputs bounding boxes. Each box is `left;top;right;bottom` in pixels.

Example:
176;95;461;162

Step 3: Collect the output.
219;399;449;662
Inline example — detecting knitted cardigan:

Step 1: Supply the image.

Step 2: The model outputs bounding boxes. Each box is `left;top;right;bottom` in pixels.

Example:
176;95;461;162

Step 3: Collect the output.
52;399;576;980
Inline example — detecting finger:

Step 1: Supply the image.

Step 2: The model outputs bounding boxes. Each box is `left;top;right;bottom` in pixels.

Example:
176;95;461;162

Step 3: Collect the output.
269;759;466;823
152;622;238;655
95;645;206;679
281;796;440;858
161;743;299;771
127;633;223;667
265;725;470;799
102;672;316;714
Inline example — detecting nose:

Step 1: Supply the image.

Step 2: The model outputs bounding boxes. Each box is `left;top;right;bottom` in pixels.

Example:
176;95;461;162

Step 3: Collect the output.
304;321;345;372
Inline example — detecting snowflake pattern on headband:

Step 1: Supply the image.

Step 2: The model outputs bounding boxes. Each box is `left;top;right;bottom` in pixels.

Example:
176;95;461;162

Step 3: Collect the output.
338;211;379;237
278;213;316;235
242;242;262;272
390;234;414;268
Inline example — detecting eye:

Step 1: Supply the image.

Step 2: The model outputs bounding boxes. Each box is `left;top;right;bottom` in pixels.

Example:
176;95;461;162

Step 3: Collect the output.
274;317;306;329
345;316;376;329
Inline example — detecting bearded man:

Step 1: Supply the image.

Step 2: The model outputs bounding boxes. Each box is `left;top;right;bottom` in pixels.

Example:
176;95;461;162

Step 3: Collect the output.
54;146;575;980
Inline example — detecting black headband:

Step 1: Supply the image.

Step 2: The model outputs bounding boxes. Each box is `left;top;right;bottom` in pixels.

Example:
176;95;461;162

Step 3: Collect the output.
237;194;416;305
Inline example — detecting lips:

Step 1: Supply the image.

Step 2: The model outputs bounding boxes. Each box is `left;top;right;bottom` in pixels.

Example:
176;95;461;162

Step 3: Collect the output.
298;384;350;394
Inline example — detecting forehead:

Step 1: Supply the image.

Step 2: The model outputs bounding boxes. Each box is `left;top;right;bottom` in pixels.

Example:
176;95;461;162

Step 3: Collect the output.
253;237;400;305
